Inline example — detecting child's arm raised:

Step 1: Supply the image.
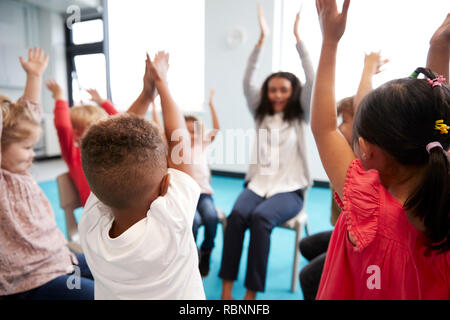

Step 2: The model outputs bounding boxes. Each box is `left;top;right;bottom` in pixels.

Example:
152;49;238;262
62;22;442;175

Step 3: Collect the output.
147;52;193;176
46;79;65;101
19;47;49;103
426;13;449;83
127;55;158;117
204;88;220;144
151;101;162;128
46;80;76;162
311;0;354;198
151;101;168;149
86;88;106;106
87;88;118;115
353;52;388;112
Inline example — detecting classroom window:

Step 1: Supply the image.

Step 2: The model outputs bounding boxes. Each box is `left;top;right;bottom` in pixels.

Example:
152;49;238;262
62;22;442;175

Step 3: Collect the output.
277;0;449;101
107;0;205;112
72;53;107;104
72;19;104;45
65;7;107;107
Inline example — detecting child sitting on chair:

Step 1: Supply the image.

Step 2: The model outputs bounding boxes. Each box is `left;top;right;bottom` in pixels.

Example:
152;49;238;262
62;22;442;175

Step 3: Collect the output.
1;47;94;300
46;81;118;206
78;52;205;299
185;88;220;277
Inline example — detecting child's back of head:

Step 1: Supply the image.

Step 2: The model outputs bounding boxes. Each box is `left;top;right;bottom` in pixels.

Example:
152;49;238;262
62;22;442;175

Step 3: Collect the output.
337;96;355;118
354;68;449;251
70;104;108;134
81;113;167;210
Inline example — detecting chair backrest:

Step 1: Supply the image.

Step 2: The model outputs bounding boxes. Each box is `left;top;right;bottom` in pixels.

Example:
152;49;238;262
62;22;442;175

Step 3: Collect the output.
56;172;82;243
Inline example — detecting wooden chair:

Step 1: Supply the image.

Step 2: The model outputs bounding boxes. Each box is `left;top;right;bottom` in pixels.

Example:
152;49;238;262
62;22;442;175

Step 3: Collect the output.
56;172;83;254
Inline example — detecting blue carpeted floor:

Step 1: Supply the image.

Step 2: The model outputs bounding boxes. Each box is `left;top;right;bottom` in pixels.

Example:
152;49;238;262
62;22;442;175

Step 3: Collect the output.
39;175;333;300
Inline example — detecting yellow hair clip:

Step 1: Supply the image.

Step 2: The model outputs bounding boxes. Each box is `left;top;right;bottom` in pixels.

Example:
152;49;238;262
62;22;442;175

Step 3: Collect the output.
435;120;449;134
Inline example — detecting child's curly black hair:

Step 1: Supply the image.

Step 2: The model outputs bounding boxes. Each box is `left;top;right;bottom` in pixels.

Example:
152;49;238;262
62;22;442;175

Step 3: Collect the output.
81;113;168;209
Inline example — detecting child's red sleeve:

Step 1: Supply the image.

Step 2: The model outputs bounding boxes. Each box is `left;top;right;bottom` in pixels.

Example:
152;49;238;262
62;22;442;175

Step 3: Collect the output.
100;100;119;115
54;100;76;162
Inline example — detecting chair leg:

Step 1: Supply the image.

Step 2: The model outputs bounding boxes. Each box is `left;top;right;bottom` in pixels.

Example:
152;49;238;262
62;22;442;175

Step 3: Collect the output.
291;225;302;292
305;220;311;237
222;218;227;233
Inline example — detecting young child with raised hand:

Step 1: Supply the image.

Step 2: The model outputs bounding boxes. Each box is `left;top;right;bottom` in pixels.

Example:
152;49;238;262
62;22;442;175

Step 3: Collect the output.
78;51;205;300
46;80;118;206
184;88;220;277
300;51;388;300
311;0;449;299
0;48;94;300
46;54;159;206
86;88;118;114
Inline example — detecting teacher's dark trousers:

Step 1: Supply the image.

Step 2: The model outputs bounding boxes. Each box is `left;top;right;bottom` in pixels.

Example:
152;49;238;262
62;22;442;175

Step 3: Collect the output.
219;187;303;292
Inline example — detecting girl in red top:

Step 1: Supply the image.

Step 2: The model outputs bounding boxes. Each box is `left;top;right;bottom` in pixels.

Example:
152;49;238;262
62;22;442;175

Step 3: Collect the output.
46;81;118;206
311;0;449;299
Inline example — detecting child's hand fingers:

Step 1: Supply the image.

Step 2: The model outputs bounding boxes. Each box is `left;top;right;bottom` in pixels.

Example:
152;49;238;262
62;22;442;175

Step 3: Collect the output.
315;0;321;15
341;0;350;18
19;56;25;68
33;47;39;60
43;53;49;65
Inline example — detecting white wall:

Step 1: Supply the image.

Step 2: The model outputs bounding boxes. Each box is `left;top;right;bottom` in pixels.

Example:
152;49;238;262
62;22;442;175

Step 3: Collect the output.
204;0;274;174
204;0;328;182
0;0;67;157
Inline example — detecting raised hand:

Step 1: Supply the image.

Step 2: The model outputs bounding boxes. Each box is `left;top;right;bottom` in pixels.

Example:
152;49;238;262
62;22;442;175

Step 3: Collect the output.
19;47;49;77
45;80;65;101
206;88;220;144
21;47;49;102
208;88;215;106
427;13;450;83
294;12;301;43
126;53;166;117
86;88;105;105
311;0;355;198
257;4;270;48
147;51;170;86
364;52;389;75
142;54;157;99
353;52;388;114
316;0;350;44
430;13;450;44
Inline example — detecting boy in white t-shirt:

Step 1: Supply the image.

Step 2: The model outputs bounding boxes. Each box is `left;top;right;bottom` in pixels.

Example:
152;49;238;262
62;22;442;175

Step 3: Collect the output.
78;52;204;300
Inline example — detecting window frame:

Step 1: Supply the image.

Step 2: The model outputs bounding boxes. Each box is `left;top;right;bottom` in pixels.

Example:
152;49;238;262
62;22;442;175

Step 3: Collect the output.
64;1;111;106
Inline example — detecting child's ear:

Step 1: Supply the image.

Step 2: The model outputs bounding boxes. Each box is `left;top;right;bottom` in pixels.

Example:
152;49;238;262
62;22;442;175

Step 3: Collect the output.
358;137;374;159
159;173;170;197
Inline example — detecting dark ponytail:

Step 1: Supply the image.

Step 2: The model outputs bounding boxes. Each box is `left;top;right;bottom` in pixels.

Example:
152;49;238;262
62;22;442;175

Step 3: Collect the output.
404;148;449;252
354;67;450;252
404;68;450;252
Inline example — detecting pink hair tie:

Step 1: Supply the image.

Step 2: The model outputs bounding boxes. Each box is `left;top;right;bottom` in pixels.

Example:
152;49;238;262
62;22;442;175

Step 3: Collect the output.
427;75;446;87
426;141;443;154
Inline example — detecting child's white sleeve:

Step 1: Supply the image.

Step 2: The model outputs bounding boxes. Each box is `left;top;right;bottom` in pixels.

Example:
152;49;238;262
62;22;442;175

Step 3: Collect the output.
153;168;201;229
